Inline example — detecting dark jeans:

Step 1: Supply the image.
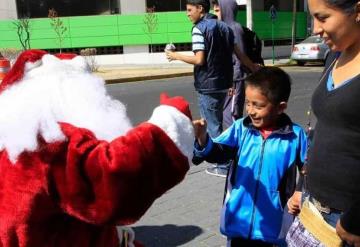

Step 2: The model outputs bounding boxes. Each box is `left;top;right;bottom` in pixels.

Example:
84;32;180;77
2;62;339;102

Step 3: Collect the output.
197;92;227;139
229;237;273;247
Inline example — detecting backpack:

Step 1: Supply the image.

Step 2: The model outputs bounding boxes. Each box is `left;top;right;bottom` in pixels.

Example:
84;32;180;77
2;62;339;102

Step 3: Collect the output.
241;26;264;65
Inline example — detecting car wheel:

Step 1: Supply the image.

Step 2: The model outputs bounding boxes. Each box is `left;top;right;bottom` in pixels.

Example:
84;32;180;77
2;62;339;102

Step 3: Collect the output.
297;61;305;66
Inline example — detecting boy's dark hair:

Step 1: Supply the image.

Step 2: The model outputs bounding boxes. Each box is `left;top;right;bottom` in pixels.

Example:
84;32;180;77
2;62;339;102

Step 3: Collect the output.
211;0;218;5
187;0;210;12
245;66;291;104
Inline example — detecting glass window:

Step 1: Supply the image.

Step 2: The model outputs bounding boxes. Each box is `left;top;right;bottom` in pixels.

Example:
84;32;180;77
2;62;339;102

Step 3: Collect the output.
16;0;119;18
146;0;186;12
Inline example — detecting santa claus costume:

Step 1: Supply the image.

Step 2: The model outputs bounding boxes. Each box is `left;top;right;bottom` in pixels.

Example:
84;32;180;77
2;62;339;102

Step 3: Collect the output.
0;50;194;247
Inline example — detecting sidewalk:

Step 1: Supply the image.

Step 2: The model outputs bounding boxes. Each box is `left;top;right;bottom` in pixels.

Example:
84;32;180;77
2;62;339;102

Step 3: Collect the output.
96;57;291;84
95;63;193;84
95;45;293;83
132;162;228;247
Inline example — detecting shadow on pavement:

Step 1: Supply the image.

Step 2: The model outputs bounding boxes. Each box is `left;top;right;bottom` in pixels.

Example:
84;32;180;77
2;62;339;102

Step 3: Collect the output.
133;224;203;247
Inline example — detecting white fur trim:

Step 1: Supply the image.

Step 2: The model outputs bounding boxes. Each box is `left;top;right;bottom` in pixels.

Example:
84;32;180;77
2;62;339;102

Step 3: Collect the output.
148;105;194;161
0;54;132;162
24;59;42;72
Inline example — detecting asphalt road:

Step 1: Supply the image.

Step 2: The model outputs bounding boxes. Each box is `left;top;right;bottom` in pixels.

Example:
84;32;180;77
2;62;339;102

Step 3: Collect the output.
106;65;324;247
106;65;323;128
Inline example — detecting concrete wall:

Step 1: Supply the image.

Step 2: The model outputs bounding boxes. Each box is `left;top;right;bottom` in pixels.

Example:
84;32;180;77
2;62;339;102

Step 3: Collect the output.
120;0;147;53
0;0;17;20
120;0;145;14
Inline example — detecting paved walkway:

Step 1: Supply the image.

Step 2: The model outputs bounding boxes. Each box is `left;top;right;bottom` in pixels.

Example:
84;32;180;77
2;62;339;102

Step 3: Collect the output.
96;58;291;84
95;64;193;83
132;162;228;247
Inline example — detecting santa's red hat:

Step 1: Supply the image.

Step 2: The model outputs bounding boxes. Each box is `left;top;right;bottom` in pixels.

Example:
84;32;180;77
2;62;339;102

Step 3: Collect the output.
0;49;77;94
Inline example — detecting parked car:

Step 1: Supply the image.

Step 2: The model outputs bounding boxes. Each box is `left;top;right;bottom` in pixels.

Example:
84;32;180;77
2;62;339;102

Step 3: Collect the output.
291;35;330;66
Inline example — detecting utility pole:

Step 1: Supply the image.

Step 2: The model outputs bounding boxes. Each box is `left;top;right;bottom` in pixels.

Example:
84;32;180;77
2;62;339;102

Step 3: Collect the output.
291;0;297;50
246;0;253;30
270;5;277;65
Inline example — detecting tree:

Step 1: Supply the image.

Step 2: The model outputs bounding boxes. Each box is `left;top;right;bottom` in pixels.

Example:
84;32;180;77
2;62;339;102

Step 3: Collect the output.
48;8;68;53
143;7;158;53
13;17;31;50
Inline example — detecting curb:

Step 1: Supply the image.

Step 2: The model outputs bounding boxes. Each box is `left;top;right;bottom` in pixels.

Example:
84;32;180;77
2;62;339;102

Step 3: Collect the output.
265;60;296;67
104;71;193;84
103;61;296;84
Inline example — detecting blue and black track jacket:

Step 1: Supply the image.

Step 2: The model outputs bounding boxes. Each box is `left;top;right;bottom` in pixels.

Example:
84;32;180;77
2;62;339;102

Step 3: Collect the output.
193;114;307;243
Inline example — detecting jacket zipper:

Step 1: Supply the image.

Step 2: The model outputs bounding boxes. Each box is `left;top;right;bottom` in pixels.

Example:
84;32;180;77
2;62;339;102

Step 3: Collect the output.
248;138;267;239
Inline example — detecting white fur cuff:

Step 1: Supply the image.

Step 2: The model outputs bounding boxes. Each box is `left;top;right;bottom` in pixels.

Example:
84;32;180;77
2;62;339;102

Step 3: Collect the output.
148;105;194;160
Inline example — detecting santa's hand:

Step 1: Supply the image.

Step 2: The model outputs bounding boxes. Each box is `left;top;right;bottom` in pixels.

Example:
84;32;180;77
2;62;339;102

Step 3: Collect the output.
160;93;192;120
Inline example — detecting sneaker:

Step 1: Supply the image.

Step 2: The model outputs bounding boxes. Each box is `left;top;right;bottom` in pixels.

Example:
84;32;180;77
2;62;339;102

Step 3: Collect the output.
205;166;228;178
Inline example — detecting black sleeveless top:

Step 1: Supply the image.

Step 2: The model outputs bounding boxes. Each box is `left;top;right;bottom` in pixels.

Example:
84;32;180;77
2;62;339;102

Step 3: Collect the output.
307;52;360;234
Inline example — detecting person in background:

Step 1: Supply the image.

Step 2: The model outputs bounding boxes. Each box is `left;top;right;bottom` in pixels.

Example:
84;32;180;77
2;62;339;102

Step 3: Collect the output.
286;0;360;246
193;67;307;246
166;0;258;177
212;0;246;130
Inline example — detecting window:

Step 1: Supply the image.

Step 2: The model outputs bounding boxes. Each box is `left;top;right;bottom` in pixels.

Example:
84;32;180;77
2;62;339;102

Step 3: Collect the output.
146;0;186;12
16;0;119;18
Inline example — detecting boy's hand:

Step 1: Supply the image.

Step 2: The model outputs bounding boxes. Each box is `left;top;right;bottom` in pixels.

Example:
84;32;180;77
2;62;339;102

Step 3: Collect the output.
193;119;207;147
165;50;177;61
287;191;302;215
228;87;235;96
254;63;263;72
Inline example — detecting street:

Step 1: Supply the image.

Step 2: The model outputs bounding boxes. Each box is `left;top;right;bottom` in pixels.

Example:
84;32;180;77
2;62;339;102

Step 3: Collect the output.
107;66;323;127
106;66;324;247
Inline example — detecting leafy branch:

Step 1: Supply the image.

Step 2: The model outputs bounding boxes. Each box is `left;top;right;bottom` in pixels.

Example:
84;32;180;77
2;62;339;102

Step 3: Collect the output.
143;7;158;53
12;18;31;50
48;8;68;53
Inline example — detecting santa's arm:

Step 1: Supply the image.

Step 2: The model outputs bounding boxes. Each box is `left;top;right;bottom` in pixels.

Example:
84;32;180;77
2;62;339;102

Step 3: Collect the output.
53;96;193;225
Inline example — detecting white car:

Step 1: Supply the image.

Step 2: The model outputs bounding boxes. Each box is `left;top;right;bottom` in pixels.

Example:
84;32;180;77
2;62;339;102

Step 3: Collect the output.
291;36;330;66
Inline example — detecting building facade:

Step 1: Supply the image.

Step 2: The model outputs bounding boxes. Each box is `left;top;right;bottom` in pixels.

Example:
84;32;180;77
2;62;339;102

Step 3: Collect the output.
0;0;308;54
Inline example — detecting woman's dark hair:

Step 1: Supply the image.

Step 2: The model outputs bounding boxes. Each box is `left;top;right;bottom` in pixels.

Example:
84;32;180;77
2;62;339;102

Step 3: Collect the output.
325;0;358;14
186;0;210;12
245;66;292;105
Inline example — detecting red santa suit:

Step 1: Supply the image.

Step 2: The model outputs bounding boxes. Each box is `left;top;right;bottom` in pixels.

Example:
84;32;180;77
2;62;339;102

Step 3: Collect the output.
0;50;194;247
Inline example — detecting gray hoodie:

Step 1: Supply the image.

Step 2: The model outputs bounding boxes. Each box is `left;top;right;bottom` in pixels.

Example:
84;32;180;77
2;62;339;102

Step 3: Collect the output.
219;0;244;81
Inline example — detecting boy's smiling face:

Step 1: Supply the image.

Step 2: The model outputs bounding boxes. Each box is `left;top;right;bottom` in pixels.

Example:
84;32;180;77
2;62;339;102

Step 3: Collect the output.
245;85;287;129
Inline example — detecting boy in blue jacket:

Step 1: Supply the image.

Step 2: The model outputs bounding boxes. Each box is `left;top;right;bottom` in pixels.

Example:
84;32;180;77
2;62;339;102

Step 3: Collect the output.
193;66;306;246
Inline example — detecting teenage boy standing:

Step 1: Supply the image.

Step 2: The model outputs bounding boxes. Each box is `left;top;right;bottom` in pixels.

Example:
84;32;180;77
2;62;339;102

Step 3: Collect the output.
166;0;257;177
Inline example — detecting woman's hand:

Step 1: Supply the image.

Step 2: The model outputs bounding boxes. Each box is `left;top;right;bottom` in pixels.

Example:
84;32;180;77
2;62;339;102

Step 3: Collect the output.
193;118;207;147
336;220;360;247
